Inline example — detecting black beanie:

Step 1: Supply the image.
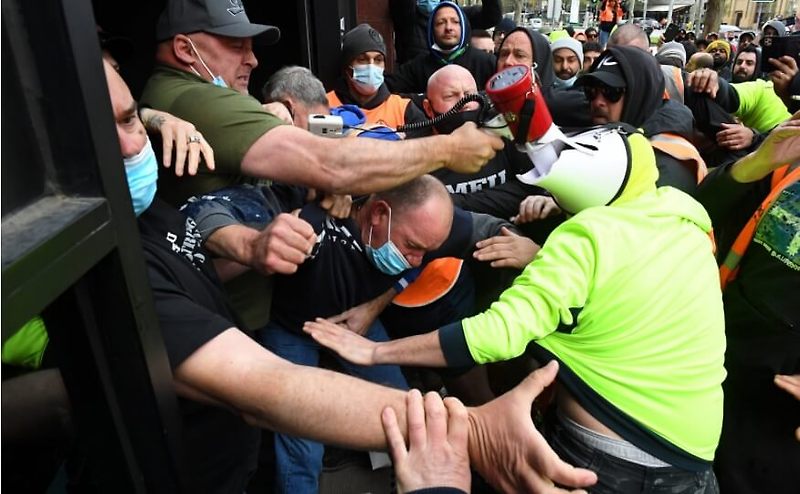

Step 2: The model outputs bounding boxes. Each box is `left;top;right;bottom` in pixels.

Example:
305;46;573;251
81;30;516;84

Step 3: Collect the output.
340;24;386;66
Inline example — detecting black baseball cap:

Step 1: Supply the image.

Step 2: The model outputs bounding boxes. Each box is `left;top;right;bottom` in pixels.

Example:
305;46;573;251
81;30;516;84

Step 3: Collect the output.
156;0;280;44
575;54;627;88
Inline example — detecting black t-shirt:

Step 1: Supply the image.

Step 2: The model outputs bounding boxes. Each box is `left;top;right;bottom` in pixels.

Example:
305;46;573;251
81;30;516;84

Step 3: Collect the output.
271;204;484;332
138;199;260;493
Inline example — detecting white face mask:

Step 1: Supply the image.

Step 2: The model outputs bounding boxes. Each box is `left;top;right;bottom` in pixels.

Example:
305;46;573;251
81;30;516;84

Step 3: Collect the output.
186;37;228;88
553;75;577;88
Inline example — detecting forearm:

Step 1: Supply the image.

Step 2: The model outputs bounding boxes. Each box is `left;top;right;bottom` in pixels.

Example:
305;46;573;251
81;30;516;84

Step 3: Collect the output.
212;258;250;283
242;126;450;195
374;331;449;367
138;107;167;133
244;360;410;450
206;225;259;266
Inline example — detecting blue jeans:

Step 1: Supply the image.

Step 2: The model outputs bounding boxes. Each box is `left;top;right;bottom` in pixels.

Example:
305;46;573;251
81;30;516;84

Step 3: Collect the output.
545;412;719;493
599;29;610;49
259;320;408;494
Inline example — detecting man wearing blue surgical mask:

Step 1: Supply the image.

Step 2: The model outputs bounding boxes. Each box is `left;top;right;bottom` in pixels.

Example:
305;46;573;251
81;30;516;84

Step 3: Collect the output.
184;170;514;493
327;23;428;135
106;58;598;494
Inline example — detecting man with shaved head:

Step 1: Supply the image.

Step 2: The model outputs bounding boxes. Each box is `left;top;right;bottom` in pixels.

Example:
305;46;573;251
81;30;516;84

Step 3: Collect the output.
607;23;649;51
422;64;551;219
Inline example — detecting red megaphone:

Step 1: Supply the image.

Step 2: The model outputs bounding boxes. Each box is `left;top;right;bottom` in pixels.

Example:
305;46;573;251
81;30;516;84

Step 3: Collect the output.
484;65;554;145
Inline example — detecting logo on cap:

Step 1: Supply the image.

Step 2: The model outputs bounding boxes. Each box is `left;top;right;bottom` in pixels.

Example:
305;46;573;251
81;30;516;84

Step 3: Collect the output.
227;0;244;16
596;55;619;68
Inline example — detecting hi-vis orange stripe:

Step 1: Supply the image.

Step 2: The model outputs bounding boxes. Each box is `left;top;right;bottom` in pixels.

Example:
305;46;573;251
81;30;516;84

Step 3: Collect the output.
719;164;800;289
649;133;708;184
393;257;463;307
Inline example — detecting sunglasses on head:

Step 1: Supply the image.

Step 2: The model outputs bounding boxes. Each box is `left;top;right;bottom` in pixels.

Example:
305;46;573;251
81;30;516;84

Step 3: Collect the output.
583;84;625;103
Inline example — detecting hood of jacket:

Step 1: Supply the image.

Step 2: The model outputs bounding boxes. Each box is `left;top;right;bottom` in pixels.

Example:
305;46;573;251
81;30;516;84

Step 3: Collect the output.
606;46;666;128
762;20;787;37
495;27;555;89
427;1;469;63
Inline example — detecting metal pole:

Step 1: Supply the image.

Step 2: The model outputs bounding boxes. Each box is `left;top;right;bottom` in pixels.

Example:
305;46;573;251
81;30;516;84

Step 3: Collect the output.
757;1;763;27
643;0;648;19
667;0;676;21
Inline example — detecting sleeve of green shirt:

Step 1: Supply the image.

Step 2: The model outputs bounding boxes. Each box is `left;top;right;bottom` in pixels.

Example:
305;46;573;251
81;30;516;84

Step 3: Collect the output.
166;86;285;174
440;219;597;365
733;80;791;133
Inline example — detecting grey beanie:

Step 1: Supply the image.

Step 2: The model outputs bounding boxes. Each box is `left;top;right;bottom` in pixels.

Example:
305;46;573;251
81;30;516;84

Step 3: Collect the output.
550;37;583;63
656;41;687;67
340;24;386;66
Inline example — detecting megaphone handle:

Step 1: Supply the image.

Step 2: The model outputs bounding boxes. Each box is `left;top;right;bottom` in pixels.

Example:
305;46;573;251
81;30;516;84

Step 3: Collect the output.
514;96;536;147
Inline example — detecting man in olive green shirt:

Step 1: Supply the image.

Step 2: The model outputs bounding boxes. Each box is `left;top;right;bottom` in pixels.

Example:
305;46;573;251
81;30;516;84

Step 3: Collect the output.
140;0;504;330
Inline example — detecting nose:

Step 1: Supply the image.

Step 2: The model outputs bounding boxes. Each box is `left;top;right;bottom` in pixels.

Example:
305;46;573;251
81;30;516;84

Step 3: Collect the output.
499;56;516;70
463;99;480;111
406;254;423;268
244;47;258;69
118;127;146;159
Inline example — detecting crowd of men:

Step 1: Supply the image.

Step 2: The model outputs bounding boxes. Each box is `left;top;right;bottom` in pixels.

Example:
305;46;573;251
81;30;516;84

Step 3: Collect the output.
4;0;800;493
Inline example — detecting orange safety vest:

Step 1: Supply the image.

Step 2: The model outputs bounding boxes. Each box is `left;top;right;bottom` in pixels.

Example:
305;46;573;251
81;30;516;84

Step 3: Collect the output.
392;257;463;308
598;2;624;23
648;132;708;184
327;91;411;130
719;164;800;289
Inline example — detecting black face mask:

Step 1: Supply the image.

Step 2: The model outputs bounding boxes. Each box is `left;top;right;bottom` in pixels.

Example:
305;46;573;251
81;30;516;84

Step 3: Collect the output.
432;109;481;134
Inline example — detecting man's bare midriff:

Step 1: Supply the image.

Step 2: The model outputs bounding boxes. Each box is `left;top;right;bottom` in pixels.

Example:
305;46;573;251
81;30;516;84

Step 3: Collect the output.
557;386;624;440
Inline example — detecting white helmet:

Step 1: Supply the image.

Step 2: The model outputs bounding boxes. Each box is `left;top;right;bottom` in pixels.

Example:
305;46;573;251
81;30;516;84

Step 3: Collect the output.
517;126;653;214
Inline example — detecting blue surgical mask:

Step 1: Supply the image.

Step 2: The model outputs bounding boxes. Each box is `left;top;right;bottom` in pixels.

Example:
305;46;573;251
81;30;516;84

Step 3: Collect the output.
187;37;228;88
351;64;384;91
123;137;158;216
417;0;439;15
365;207;412;275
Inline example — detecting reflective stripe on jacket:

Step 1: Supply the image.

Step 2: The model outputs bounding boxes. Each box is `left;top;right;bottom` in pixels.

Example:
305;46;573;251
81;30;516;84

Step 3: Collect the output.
719;164;800;289
649;132;708;184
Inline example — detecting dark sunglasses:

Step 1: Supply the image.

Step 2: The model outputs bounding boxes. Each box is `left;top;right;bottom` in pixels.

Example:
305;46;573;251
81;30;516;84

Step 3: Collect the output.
583;85;625;103
586;33;598;38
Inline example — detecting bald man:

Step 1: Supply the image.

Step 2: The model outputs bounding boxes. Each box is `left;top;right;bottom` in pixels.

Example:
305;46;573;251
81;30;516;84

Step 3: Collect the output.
607;23;649;52
422;65;553;220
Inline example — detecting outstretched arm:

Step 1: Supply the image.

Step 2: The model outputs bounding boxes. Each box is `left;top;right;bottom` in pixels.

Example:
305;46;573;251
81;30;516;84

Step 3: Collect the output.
304;318;448;367
175;329;596;493
242;123;504;195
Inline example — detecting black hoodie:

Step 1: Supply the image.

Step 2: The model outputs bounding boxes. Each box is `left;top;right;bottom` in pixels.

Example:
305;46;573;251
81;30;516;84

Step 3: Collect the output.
596;46;699;191
386;1;496;94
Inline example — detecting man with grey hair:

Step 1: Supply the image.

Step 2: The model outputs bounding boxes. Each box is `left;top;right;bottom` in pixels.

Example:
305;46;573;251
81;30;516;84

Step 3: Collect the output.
262;66;329;131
